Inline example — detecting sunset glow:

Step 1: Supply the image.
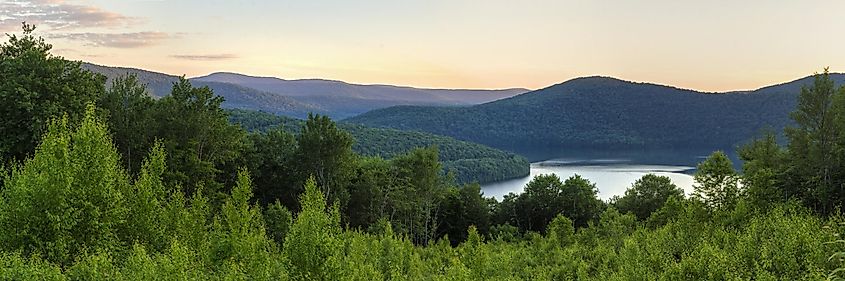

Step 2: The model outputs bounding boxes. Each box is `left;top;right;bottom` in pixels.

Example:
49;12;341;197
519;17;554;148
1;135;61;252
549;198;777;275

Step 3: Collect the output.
4;0;844;91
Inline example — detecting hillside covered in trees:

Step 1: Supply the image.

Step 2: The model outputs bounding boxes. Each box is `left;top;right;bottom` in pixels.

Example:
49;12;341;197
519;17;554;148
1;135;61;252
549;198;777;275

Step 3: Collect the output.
4;24;845;280
348;74;845;154
228;109;528;184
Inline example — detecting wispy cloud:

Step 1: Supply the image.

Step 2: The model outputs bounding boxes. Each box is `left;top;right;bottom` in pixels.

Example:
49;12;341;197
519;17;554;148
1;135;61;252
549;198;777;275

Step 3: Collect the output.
49;32;171;48
170;53;239;61
0;0;135;32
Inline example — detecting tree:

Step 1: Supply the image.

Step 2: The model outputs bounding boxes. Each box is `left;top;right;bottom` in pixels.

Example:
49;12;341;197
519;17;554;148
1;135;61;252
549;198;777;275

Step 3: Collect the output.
738;131;786;210
392;147;447;245
497;174;603;233
558;174;604;228
263;200;292;246
244;129;298;207
98;74;156;176
546;214;574;247
613;174;684;220
295;113;355;207
284;177;341;280
0;106;127;266
0;23;105;162
153;78;247;196
784;69;844;213
693;151;740;210
438;183;491;245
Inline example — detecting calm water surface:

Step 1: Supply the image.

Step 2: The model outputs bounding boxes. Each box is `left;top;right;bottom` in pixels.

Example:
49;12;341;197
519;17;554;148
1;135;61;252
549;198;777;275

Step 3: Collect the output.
481;148;735;200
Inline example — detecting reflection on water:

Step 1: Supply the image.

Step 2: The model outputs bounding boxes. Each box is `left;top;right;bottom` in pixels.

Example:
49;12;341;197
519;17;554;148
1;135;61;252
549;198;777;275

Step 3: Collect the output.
482;159;698;201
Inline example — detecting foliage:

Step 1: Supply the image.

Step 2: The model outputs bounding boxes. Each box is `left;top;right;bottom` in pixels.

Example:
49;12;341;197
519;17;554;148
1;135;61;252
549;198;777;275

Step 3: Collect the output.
495;174;605;233
295;114;355;207
0;107;127;266
229;109;530;184
613;174;684;220
0;23;105;162
693;151;741;210
2;26;845;280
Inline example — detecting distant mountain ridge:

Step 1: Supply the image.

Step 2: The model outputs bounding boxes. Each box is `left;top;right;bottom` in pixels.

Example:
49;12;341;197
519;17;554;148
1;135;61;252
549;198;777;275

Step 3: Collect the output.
82;63;529;119
346;73;845;156
83;63;325;118
193;72;528;118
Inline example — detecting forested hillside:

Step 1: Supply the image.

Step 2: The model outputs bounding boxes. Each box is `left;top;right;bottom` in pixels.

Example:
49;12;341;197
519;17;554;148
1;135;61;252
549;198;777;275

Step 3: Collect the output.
228;109;529;184
348;74;845;153
4;24;845;280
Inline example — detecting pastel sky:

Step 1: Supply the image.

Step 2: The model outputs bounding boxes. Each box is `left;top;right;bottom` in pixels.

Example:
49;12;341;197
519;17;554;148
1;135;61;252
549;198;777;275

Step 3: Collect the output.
2;0;843;91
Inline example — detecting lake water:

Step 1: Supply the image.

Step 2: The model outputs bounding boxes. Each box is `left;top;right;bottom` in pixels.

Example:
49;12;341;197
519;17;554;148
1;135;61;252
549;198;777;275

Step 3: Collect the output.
481;148;737;201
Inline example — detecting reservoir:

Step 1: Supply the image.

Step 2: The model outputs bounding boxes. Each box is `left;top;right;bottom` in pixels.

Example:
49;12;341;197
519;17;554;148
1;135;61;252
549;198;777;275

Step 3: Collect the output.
481;148;738;200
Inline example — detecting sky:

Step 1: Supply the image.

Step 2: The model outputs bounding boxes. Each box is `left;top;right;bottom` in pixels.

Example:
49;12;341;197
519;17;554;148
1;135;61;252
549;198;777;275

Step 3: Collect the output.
1;0;844;92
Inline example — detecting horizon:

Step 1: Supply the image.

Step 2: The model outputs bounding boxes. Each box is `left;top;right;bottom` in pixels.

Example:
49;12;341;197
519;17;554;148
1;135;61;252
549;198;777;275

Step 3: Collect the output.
3;1;844;92
87;61;837;93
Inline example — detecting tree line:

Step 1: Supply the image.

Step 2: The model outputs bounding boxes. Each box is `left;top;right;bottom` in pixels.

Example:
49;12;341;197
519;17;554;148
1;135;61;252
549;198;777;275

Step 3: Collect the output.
228;109;530;184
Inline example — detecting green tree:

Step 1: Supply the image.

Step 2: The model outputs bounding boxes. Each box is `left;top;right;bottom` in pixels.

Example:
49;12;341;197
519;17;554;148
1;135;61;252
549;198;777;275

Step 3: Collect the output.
284;177;341;280
244;129;298;207
613;174;684;220
738;131;786;210
693;151;740;210
295;114;354;207
498;174;603;233
211;170;285;279
98;74;156;176
0;106;127;266
263;200;292;247
784;69;844;213
438;183;491;245
547;214;574;247
559;174;604;228
0;23;105;162
154;78;247;196
392;147;447;245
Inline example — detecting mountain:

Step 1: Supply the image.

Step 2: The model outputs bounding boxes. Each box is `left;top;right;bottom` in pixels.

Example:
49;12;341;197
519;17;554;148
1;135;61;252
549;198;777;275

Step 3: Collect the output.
84;64;529;119
193;72;529;118
83;63;325;118
346;74;845;156
227;109;529;184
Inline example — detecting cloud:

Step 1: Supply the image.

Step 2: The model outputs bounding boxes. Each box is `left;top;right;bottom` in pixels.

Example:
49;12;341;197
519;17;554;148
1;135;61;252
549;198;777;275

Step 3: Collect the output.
170;54;239;61
0;0;135;32
49;32;171;48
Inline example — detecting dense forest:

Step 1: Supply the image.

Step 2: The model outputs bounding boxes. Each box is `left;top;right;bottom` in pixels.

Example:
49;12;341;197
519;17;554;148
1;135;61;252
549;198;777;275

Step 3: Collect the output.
228;109;529;184
348;74;845;153
4;24;845;280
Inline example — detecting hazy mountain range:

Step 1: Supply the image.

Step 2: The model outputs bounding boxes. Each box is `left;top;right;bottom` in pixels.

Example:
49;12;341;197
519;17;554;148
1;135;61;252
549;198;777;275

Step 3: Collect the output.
83;63;528;119
84;62;844;157
348;74;845;154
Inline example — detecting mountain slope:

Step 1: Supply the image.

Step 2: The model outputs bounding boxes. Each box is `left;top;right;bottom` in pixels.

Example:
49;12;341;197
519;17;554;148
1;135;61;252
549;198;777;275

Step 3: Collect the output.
83;63;325;118
347;74;845;155
228;109;529;184
193;72;529;118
